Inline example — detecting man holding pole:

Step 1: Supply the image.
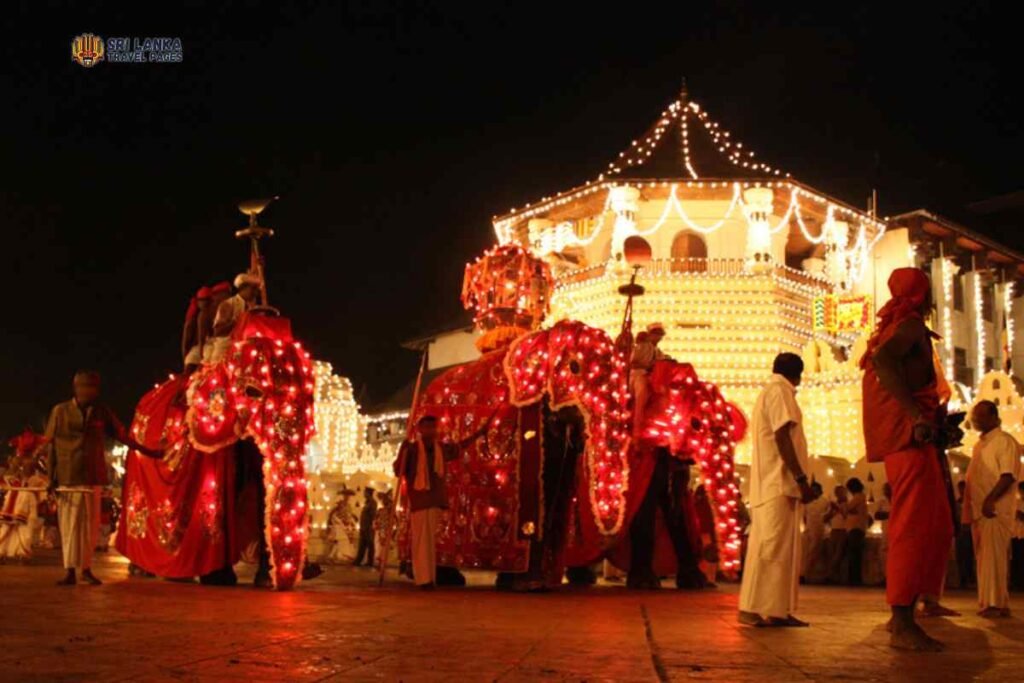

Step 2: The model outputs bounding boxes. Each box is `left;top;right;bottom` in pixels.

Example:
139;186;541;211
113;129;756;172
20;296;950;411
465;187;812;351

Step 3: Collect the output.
42;371;159;586
393;416;461;590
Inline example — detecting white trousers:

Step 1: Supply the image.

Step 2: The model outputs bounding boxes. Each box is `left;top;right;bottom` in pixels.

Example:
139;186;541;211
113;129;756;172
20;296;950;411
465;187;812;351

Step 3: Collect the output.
58;487;101;570
974;517;1012;610
739;495;802;619
410;507;441;586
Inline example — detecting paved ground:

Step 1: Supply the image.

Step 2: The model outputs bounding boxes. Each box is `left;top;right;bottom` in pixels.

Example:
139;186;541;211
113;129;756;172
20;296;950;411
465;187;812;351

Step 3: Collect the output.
1;550;1023;682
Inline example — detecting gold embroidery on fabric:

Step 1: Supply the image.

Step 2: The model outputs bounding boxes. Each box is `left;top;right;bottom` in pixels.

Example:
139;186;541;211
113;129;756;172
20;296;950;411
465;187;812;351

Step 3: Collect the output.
126;484;148;540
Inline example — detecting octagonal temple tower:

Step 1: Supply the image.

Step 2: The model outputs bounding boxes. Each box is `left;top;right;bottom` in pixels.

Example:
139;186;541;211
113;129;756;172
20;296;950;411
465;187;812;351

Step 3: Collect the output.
490;86;914;464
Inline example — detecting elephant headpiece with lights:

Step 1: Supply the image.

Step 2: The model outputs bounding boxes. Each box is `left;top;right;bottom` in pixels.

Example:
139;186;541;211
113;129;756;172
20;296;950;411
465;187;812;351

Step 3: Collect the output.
398;244;746;588
117;314;315;590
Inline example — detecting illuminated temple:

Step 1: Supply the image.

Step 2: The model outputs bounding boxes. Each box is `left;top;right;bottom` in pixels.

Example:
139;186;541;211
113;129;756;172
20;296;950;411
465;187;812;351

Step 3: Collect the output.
488;86;1024;470
308;86;1024;494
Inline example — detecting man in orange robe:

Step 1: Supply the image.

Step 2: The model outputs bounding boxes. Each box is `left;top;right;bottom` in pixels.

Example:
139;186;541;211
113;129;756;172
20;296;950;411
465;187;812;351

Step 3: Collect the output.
861;268;953;651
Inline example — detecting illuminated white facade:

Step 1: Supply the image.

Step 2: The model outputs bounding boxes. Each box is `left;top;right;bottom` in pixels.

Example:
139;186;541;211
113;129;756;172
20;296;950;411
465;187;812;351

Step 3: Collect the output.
490;89;1024;465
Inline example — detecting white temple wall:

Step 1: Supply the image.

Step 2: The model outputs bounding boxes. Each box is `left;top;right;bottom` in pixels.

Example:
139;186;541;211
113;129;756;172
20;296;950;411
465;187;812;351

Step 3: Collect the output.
427;329;481;370
859;228;911;310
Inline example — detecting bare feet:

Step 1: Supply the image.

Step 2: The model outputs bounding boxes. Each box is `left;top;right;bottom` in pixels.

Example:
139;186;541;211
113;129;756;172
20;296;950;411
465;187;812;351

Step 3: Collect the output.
890;623;945;651
920;602;960;618
56;570;76;586
80;569;102;586
978;606;1011;618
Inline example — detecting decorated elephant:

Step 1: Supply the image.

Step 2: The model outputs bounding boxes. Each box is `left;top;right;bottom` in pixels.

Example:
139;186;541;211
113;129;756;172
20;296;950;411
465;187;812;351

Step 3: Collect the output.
405;319;746;590
117;313;315;590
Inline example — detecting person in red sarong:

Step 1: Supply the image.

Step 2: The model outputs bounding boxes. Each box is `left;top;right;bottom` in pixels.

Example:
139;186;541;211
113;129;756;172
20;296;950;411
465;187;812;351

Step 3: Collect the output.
861;267;953;651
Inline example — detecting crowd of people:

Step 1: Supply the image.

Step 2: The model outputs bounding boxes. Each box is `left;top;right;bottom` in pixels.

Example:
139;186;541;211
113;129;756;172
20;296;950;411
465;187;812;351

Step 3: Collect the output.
2;265;1023;654
738;267;1023;651
0;272;267;583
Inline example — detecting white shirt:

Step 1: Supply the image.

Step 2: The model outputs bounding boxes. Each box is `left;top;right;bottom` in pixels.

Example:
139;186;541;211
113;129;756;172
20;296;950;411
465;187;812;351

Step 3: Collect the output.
803;496;830;536
213;294;247;333
874;497;891;535
844;492;869;531
966;427;1020;526
749;374;809;508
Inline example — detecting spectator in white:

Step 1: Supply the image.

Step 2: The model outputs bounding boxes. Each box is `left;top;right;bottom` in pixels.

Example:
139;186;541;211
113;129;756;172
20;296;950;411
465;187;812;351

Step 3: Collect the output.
801;482;829;582
630;323;670;435
965;400;1019;617
824;485;848;583
738;353;815;627
203;273;262;364
843;478;869;586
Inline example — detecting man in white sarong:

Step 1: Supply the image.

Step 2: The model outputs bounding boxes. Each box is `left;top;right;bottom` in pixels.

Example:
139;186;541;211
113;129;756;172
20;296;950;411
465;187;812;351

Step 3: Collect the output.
801;482;829;582
394;416;460;589
965;400;1019;617
42;371;159;585
739;353;815;627
203;273;261;364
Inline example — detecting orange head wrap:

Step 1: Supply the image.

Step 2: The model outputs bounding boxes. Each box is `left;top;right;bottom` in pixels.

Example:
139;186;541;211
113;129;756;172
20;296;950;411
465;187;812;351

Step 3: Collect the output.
861;267;935;368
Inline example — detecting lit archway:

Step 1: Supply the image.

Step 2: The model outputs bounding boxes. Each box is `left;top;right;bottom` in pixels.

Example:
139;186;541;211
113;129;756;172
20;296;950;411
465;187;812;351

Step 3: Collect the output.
670;231;708;272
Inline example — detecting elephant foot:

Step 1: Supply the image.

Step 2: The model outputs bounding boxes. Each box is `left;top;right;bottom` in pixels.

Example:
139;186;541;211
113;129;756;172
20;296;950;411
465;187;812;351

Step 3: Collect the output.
302;562;324;581
627;570;662;590
566;566;597;586
495;572;548;592
675;567;707;590
436;566;467;586
253;569;273;589
199;565;238;586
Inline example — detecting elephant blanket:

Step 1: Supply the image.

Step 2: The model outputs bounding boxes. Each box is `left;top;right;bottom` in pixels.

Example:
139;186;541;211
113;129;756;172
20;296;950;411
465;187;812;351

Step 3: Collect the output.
116;313;316;589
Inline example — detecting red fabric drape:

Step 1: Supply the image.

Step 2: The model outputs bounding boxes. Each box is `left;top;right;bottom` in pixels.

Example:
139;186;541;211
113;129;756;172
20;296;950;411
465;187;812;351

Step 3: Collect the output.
884;445;952;605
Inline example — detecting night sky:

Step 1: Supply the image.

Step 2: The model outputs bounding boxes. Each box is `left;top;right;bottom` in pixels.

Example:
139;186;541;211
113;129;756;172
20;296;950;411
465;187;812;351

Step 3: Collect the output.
1;2;1020;439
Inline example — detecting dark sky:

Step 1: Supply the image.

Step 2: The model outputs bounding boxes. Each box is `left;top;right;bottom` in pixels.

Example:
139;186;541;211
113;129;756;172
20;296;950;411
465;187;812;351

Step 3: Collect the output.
1;2;1020;438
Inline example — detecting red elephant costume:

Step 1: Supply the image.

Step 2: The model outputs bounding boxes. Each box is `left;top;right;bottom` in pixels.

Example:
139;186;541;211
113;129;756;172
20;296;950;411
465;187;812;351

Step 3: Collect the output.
116;313;316;589
401;321;747;586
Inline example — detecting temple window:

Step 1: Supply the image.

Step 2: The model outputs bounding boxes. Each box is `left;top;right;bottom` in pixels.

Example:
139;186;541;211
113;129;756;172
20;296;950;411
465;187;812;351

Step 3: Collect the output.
670;231;708;273
953;275;965;311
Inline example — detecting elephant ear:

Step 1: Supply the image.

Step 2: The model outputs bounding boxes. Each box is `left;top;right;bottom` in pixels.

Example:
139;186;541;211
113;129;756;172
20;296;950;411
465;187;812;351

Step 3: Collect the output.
504;327;551;407
186;364;240;453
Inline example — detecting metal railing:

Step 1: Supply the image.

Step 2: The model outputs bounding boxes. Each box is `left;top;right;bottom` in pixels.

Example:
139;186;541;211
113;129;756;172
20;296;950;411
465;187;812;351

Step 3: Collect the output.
556;258;832;290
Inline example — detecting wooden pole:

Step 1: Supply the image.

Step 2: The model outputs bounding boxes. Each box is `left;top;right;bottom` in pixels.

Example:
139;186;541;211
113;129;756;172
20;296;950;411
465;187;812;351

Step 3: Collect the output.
377;348;429;587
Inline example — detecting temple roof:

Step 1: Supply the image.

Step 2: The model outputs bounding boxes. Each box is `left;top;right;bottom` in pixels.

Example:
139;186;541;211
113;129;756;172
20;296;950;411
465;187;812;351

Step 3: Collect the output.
601;84;787;183
493;85;814;227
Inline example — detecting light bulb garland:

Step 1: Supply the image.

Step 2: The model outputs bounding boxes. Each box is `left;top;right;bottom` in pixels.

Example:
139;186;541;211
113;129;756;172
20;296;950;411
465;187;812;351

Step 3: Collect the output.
1005;282;1016;369
187;333;316;590
505;321;632;536
311;361;361;475
605;97;784;180
639;361;748;573
974;271;987;387
941;258;958;382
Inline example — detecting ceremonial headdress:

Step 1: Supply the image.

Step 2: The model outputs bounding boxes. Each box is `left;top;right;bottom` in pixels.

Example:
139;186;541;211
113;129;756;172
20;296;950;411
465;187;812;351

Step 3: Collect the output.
185;295;199;322
210;281;232;296
861;267;935;367
646;322;666;334
234;273;262;289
